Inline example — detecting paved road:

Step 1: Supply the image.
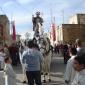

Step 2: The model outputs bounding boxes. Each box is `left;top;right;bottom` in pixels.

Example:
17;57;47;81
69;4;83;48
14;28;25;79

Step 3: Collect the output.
14;53;66;85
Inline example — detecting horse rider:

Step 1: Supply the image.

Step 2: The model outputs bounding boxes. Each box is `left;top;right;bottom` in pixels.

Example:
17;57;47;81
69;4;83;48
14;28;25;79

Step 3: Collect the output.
32;12;43;33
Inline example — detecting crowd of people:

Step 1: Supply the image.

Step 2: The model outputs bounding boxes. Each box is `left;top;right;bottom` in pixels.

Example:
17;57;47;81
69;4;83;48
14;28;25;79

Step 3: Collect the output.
53;39;82;64
49;39;85;85
0;43;20;85
0;40;44;85
22;40;43;85
0;39;85;85
64;39;85;85
64;46;85;85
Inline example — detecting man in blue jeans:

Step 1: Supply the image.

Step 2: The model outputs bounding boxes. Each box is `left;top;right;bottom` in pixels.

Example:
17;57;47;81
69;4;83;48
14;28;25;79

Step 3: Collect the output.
22;40;43;85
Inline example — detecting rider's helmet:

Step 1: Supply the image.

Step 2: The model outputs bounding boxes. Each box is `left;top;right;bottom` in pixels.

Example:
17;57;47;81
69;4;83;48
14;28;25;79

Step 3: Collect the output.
36;11;40;16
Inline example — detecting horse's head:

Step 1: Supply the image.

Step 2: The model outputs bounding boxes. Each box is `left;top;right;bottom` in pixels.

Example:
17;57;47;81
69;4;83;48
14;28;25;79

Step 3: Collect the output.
34;22;42;37
39;37;50;55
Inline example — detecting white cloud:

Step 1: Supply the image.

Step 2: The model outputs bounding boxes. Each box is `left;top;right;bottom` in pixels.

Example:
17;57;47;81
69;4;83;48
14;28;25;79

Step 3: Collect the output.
13;14;32;25
16;0;34;5
3;1;14;7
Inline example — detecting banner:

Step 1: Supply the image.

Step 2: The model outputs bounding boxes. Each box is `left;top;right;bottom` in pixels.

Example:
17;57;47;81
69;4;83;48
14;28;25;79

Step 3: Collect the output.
51;23;56;41
12;21;16;41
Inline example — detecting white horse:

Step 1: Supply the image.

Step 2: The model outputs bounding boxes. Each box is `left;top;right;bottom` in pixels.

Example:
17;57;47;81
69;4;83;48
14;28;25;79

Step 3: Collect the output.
34;22;43;37
33;22;52;82
39;36;52;82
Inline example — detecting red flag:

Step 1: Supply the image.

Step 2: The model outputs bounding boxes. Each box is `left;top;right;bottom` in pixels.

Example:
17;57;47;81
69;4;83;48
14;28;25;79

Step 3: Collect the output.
51;23;56;41
12;21;16;40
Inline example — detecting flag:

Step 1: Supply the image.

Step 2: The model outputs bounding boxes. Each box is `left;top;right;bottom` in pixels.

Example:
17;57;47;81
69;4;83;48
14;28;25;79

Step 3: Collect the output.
12;21;16;40
51;23;56;41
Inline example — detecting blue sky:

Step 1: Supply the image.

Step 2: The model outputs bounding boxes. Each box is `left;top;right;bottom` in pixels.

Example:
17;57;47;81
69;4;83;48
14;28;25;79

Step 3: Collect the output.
0;0;85;38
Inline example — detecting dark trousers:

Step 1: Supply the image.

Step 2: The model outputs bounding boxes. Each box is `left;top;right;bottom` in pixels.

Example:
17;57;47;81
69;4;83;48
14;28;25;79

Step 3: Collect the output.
26;71;42;85
11;55;18;66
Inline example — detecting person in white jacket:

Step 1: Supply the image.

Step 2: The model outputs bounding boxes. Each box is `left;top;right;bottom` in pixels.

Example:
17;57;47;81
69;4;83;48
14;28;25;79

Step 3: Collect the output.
71;47;85;85
64;47;77;85
4;57;16;85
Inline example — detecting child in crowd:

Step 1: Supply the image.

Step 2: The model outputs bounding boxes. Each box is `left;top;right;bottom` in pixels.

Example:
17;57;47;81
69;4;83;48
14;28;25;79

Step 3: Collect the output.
4;57;16;85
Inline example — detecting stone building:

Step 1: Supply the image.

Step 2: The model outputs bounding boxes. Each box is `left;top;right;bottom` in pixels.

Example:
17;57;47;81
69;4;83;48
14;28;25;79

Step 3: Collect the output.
57;14;85;44
0;15;10;45
69;14;85;24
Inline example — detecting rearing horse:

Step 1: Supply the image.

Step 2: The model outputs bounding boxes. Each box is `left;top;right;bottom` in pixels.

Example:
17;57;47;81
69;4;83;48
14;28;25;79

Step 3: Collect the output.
33;21;52;82
39;36;52;82
34;22;43;37
32;12;52;82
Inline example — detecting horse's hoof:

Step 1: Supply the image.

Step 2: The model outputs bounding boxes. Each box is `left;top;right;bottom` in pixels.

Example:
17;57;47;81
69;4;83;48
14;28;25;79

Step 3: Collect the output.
48;79;51;82
43;80;46;83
